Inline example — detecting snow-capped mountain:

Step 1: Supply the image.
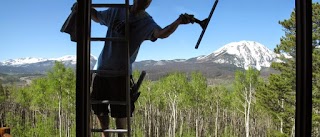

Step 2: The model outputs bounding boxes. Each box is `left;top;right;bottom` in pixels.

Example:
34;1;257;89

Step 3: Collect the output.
196;41;278;70
132;40;280;80
0;55;97;74
1;57;48;66
1;55;91;67
0;41;280;75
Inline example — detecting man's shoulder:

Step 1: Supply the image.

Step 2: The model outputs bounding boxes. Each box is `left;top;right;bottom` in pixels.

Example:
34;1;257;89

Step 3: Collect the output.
131;11;153;22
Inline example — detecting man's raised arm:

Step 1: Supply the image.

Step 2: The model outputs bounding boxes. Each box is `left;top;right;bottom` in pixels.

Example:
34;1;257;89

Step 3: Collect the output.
154;14;194;39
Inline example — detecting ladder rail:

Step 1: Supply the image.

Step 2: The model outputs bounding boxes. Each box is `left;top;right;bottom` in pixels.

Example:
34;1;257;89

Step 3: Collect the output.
90;70;127;77
125;0;131;136
91;129;128;133
91;100;126;105
91;37;126;42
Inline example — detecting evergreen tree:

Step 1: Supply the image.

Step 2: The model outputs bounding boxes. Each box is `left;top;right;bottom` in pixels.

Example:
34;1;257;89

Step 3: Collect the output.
0;80;5;126
312;3;320;135
261;2;320;136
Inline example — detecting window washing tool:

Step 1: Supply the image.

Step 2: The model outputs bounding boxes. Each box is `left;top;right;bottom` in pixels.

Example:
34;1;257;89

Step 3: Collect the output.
130;71;146;102
191;0;219;49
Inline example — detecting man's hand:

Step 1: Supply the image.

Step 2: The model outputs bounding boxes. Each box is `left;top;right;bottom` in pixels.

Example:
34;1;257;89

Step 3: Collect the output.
178;13;195;24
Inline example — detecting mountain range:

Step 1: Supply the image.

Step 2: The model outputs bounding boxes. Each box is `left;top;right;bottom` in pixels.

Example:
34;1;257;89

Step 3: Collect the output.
0;55;97;74
0;41;280;82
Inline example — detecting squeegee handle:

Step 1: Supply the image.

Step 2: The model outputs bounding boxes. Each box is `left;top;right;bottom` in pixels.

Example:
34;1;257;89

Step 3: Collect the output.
135;71;146;90
194;18;201;24
195;0;219;49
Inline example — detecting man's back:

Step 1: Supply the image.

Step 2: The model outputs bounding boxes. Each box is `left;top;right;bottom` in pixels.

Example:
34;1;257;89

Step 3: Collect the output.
95;7;161;72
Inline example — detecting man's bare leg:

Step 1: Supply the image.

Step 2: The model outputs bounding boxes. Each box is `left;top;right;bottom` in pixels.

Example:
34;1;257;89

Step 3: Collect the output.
116;118;127;137
97;115;109;137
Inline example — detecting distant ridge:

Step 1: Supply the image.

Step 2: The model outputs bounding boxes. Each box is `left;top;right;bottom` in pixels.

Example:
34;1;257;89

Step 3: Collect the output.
0;41;280;77
0;55;97;74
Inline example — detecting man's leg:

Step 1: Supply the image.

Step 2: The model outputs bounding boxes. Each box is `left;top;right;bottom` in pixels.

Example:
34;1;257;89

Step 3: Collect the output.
97;115;110;137
116;118;127;137
110;76;131;137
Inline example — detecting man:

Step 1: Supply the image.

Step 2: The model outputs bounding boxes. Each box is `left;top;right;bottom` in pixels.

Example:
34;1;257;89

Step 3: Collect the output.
90;0;194;136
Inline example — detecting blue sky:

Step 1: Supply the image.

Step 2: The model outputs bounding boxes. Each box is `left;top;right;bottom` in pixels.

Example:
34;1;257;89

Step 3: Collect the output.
0;0;312;62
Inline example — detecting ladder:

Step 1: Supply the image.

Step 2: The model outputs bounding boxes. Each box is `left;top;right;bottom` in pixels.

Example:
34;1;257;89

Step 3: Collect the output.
90;1;132;137
76;0;132;137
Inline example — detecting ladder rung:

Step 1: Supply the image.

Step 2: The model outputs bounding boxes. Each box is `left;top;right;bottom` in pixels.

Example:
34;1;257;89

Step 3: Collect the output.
91;129;128;133
92;4;127;8
91;37;126;42
91;100;126;105
91;70;127;77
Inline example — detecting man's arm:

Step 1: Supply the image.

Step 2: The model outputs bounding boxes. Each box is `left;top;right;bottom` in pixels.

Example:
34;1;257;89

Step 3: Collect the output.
153;14;194;39
91;8;99;23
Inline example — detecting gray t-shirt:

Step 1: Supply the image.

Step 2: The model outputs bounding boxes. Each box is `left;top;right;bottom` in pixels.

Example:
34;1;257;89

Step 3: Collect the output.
95;7;161;74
